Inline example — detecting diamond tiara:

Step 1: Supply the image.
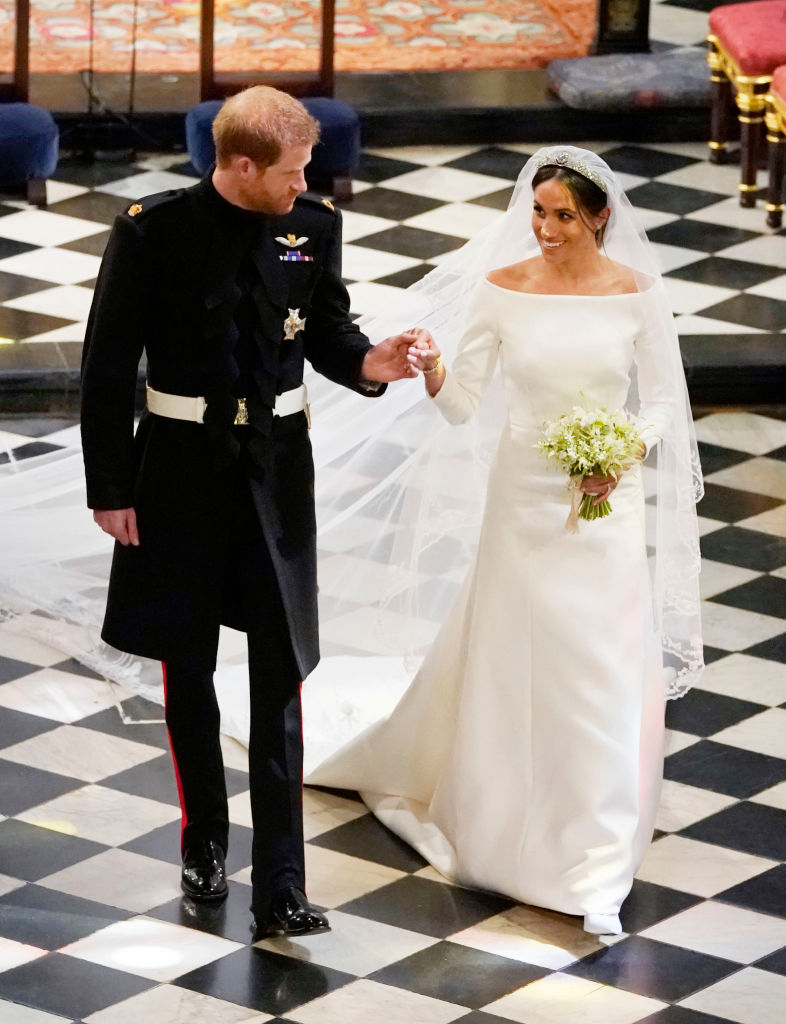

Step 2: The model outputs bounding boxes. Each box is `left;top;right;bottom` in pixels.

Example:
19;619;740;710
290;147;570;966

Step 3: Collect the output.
535;151;608;195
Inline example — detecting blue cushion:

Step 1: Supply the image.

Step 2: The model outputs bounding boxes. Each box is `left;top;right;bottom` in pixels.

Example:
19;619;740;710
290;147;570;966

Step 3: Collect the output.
185;97;360;181
547;47;712;111
0;103;59;184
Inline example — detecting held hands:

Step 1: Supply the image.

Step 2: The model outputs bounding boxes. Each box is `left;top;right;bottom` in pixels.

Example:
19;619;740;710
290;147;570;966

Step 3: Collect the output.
361;331;424;382
405;329;445;396
94;508;139;546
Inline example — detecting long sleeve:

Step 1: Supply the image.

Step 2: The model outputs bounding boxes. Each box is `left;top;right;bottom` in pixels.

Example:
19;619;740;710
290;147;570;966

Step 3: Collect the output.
431;281;500;425
81;215;152;509
633;286;678;454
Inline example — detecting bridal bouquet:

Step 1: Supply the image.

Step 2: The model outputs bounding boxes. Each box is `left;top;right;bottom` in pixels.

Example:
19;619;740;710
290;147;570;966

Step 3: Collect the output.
536;405;645;531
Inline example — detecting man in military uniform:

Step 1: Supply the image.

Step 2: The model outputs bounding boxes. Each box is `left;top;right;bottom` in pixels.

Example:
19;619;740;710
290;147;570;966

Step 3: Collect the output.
81;86;418;937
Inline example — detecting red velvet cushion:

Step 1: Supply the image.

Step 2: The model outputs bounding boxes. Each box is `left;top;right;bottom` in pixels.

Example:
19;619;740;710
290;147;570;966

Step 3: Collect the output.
772;64;786;99
710;1;786;76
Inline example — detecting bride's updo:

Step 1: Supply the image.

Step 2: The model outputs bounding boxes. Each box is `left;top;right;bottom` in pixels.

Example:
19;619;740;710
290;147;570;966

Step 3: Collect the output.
531;164;609;248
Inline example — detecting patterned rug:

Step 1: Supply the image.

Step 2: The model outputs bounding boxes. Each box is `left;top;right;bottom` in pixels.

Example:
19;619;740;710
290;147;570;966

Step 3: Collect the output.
0;0;597;74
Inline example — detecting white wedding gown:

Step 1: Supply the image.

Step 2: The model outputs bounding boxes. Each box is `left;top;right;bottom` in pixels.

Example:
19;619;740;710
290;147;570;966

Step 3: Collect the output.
297;278;671;918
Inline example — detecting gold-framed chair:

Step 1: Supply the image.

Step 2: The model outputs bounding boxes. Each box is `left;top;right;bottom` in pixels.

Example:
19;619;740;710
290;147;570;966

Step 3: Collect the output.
765;65;786;227
706;1;786;207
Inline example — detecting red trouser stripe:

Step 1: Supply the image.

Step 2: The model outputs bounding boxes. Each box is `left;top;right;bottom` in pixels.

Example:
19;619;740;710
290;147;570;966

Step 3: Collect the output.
162;662;188;848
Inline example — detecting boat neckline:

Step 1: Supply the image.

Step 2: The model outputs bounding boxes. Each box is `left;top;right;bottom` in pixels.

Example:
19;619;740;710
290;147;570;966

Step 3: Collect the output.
482;275;653;298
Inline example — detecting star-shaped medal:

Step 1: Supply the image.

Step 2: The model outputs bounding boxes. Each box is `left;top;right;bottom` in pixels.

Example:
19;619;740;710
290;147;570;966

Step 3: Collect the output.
283;308;307;340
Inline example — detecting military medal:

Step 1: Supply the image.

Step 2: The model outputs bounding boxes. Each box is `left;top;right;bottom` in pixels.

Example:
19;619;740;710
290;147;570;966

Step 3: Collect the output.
275;232;313;263
283;308;307;340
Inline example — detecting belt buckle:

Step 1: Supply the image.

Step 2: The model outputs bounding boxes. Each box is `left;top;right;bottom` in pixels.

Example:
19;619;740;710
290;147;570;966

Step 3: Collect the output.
234;397;249;426
305;401;311;430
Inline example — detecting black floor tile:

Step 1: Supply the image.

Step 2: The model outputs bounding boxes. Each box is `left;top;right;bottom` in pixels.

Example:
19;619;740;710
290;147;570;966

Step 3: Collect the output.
620;880;703;932
0;952;153;1018
47;191;133;224
369;940;546;1008
339;186;442;220
667;257;783;289
339;875;514;937
603;145;700;177
150;879;256;944
710;574;786;619
627;183;727;216
356;153;421;183
123;818;253;877
101;752;181;805
0;237;37;260
716;864;786;919
697;442;751;476
697;482;783;522
0;883;129;949
664;740;786;798
375;263;434;288
0;819;107;881
0;707;59;749
698;294;786;332
352;225;465;259
59;231;111;257
703;646;731;665
0;655;42;686
0;759;84;816
470;186;515;210
53;158;146;187
0;440;64;464
444;146;530;180
308;812;427;872
664;689;764;736
766;444;786;461
755;944;786;975
638;1006;737;1024
175;945;353;1015
564;935;738;1002
0;271;53;303
699;526;786;572
49;656;104;681
0;306;73;342
456;1014;526;1024
77;704;170;749
646;220;758;252
681;801;786;860
744;632;786;664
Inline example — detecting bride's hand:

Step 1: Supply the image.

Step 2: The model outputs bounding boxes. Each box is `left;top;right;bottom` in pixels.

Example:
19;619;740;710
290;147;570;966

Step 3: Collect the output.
406;329;445;395
580;474;620;506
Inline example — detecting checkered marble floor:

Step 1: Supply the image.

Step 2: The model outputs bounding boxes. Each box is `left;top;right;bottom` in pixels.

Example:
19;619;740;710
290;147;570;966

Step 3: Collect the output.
0;410;785;1024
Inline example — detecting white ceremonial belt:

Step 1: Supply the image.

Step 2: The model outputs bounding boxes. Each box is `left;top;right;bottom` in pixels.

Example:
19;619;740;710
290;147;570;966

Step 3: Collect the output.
146;383;310;426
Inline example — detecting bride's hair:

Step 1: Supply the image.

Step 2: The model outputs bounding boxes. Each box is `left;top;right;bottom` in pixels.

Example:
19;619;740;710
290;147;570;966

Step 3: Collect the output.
531;165;609;247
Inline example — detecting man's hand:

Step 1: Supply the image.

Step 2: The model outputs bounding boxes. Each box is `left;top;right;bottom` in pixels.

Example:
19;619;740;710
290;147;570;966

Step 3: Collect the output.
361;331;427;382
94;508;140;547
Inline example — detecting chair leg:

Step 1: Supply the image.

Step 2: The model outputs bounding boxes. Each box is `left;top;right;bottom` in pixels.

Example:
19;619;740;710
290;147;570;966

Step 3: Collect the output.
735;91;766;208
765;103;785;230
709;69;732;165
27;178;47;208
331;175;353;202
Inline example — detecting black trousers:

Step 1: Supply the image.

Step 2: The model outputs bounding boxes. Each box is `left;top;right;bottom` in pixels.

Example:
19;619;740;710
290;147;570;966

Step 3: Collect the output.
162;467;304;920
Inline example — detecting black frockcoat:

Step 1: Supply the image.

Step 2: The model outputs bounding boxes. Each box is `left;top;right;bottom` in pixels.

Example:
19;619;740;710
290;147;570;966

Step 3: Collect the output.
81;175;381;676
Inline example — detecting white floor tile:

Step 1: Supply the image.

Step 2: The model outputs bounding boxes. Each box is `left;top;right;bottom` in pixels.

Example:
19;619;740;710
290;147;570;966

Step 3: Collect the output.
0;210;107;246
95;170;202;199
403;201;502;239
649;6;708;45
685;197;778;232
37;848;179;913
347;281;413;317
746;274;786;301
0;723;161;782
664;728;701;754
699;560;759;600
681;966;786;1024
651;242;705;273
366;145;481;167
711;707;786;760
655;779;737;833
737;503;786;537
750;779;786;810
62;915;242;981
662;276;737;315
303;844;406;908
675;314;764;334
449;904;603;969
23;321;88;343
699;602;785;652
341;245;419;282
0;999;70;1023
82;985;273;1023
256;909;437;976
287;978;465;1024
693;412;786;456
0;625;65;668
657;161;752;196
338;209;398;243
0;247;101;285
227;788;253;828
707;457;786;500
696;653;786;706
483;972;665;1024
717;235;786;269
0;872;25;897
302;787;367;840
642;899;786;962
18;783;179;846
0;935;47;972
0;666;120;722
4;284;95;321
381;166;511;202
696;515;726;537
636;835;777;897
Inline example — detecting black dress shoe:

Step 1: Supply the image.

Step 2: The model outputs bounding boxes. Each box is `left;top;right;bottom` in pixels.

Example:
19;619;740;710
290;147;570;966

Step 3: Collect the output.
253;886;330;937
181;839;228;902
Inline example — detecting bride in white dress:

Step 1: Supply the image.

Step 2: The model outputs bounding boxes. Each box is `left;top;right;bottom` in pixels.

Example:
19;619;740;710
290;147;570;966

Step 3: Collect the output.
301;147;704;937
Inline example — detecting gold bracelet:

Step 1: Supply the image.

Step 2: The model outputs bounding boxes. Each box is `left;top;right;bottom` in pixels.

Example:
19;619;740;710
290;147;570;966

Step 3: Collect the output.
423;355;443;375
